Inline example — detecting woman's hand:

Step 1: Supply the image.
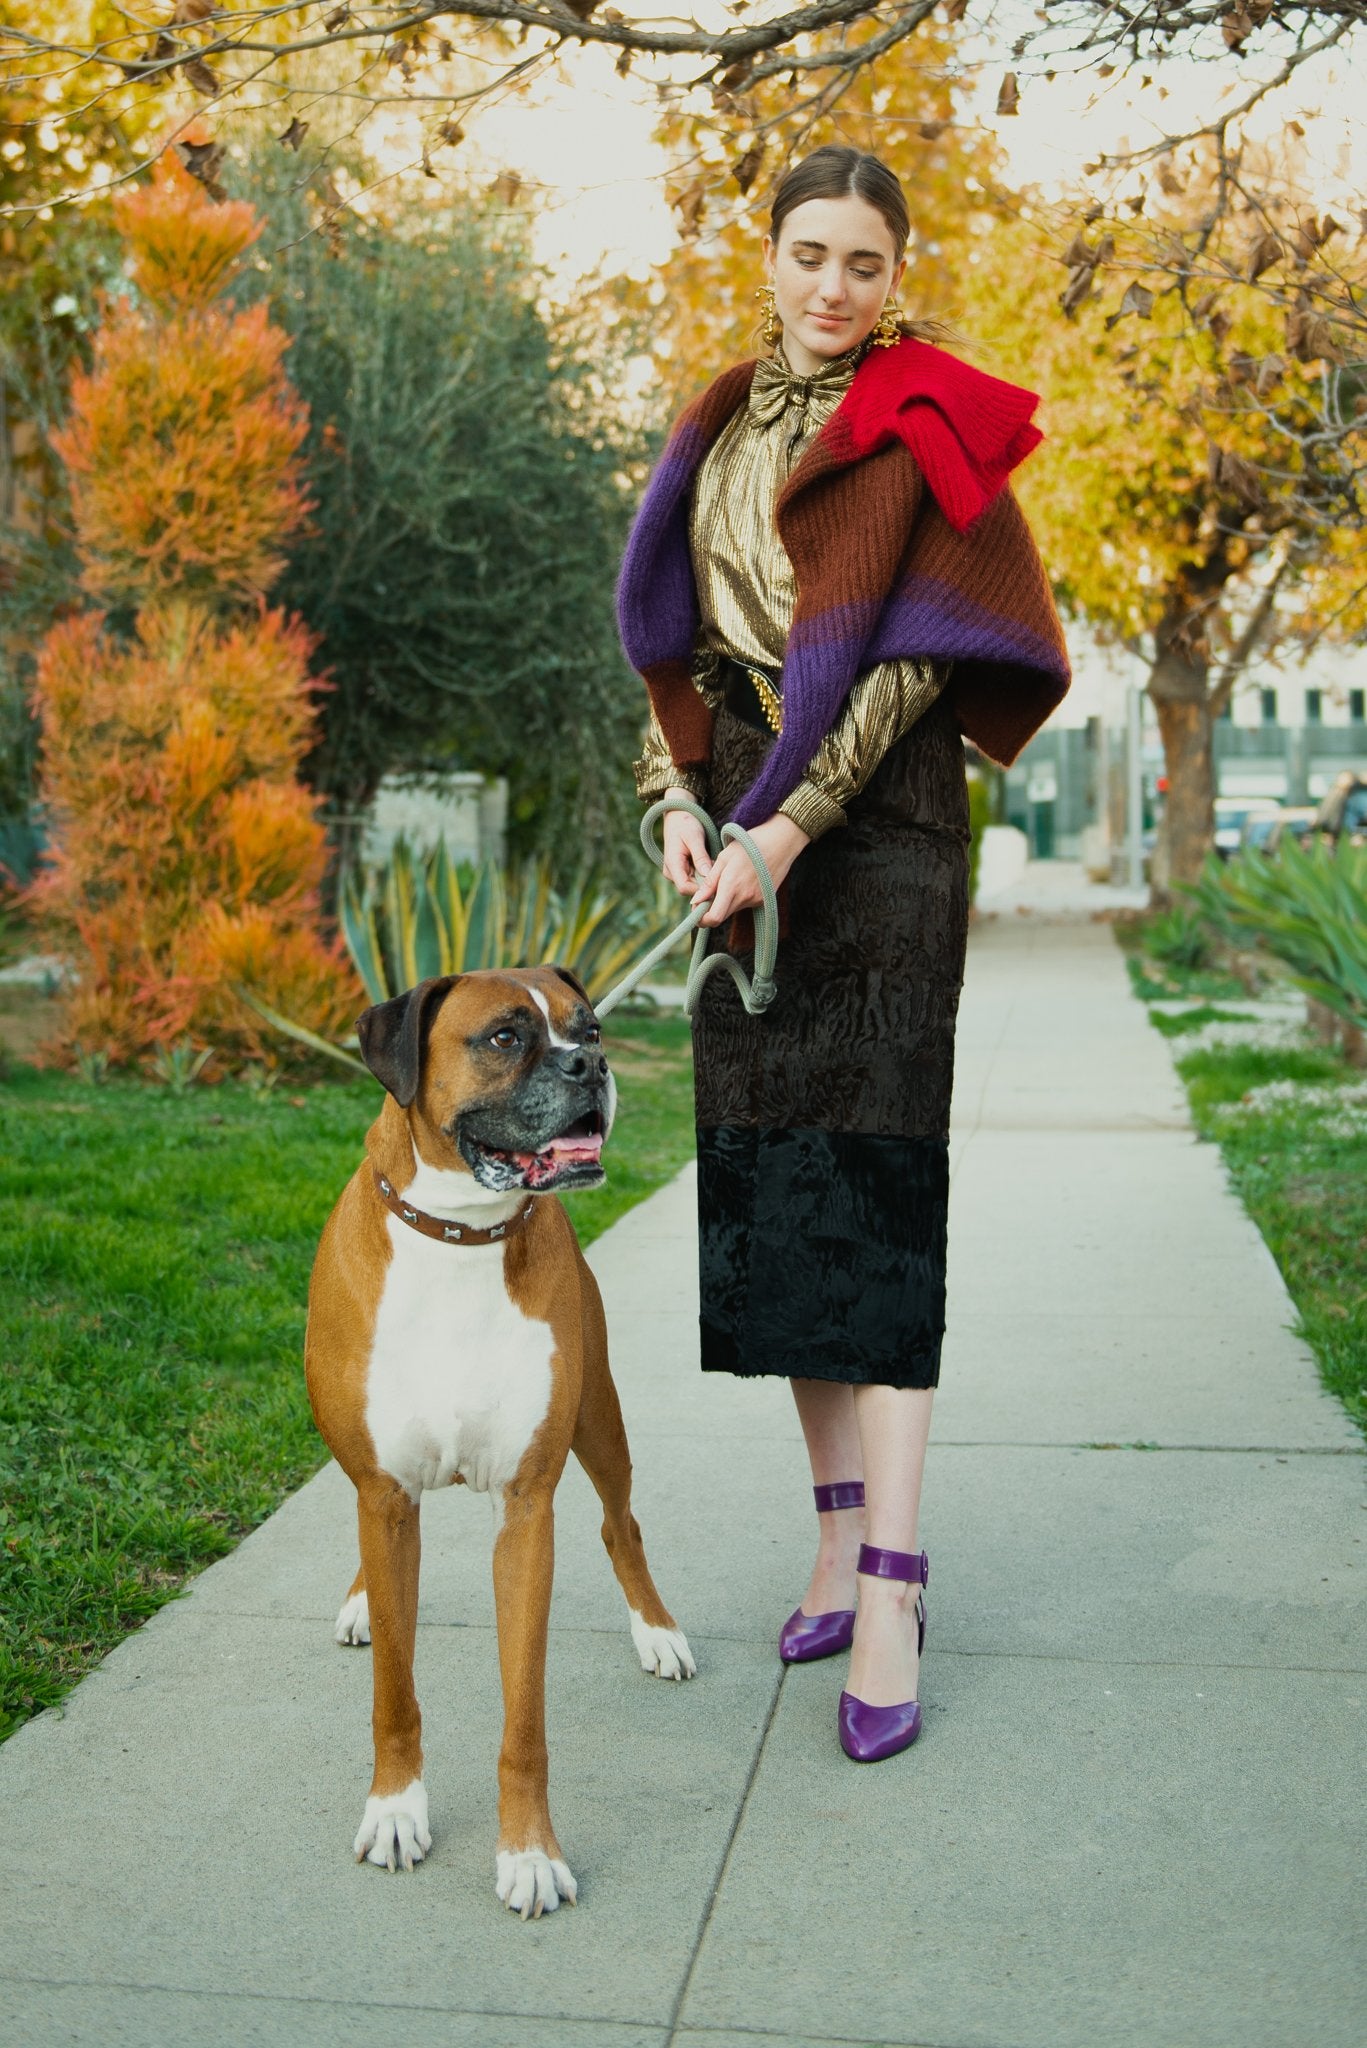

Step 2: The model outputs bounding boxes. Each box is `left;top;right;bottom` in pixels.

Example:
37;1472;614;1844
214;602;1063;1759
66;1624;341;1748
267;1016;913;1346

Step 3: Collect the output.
660;788;714;896
693;813;810;928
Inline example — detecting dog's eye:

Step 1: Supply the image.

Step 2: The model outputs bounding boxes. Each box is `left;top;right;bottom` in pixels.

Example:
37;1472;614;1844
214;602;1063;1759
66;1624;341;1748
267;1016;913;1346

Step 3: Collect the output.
490;1027;519;1050
584;1025;601;1045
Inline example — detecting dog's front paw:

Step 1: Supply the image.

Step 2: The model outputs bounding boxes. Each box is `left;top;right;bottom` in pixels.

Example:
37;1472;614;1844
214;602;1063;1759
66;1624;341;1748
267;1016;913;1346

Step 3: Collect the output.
353;1781;430;1872
495;1847;577;1920
630;1611;697;1681
334;1588;370;1646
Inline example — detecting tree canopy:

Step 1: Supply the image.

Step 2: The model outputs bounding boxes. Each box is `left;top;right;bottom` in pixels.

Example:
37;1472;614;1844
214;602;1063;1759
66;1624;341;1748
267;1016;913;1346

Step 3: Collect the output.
232;150;653;878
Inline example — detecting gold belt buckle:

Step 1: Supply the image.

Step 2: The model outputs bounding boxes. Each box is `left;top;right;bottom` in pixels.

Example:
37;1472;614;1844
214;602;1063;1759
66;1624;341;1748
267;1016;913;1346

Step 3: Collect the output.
745;664;783;734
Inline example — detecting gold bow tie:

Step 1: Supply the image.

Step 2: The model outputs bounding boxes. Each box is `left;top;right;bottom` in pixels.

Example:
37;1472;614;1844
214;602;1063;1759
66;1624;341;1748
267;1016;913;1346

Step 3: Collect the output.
747;351;857;430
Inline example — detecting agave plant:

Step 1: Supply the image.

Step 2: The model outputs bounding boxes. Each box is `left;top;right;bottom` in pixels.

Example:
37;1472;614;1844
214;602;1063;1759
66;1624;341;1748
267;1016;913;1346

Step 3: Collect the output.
341;839;681;1006
243;840;684;1073
1184;839;1367;1029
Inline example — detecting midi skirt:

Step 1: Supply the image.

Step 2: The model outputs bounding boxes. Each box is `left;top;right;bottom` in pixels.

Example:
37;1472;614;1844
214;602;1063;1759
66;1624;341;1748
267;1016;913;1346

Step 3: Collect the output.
691;695;970;1389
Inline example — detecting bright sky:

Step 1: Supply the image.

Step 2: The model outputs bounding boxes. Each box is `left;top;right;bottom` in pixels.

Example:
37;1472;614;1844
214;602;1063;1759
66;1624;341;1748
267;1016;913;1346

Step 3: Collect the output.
449;8;1364;300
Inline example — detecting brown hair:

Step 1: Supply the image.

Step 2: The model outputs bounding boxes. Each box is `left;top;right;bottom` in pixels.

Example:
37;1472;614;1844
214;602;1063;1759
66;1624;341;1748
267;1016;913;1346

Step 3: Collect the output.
766;145;964;351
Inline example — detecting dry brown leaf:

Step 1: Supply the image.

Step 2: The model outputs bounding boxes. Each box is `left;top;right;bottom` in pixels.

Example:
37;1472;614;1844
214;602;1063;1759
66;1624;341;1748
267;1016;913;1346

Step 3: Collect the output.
323;4;350;29
278;117;308;151
174;136;225;198
917;120;947;141
996;72;1019;117
1244;231;1282;283
437;118;464;146
1105;280;1155;329
1255;353;1285;396
171;0;214;21
181;55;219;95
732;144;764;195
1059;265;1096;317
1221;4;1254;51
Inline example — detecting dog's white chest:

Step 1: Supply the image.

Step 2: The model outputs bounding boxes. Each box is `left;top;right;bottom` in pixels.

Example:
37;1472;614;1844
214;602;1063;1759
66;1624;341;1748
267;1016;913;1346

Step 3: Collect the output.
364;1222;554;1499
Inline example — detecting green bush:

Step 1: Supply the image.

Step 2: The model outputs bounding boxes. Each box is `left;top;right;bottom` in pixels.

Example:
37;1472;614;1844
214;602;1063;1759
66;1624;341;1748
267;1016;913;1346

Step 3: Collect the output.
230;154;653;885
966;770;992;905
342;839;683;1005
1143;903;1212;971
248;838;684;1069
1184;840;1367;1030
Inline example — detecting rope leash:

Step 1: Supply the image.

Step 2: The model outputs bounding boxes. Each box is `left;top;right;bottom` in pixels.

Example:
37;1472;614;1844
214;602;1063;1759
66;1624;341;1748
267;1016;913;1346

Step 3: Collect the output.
593;796;779;1021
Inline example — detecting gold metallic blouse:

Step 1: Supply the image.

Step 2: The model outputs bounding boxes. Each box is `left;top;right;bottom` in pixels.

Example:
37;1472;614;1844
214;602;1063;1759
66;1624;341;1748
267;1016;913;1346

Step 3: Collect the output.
634;344;947;840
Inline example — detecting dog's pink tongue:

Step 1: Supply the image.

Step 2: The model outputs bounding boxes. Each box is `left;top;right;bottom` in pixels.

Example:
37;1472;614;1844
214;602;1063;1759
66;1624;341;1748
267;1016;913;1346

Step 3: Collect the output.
546;1132;603;1159
513;1132;604;1188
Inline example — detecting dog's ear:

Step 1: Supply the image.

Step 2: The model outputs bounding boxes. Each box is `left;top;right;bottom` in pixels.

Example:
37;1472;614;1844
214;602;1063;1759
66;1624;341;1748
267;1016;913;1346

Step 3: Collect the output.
356;976;460;1106
549;964;592;1007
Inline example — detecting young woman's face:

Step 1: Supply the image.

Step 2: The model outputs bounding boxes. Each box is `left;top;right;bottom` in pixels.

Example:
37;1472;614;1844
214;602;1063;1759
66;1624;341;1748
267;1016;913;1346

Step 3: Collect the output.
763;192;906;374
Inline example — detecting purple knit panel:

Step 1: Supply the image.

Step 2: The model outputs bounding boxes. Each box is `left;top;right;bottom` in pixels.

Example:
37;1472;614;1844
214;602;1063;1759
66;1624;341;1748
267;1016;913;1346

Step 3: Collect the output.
865;577;1069;684
615;426;707;671
728;603;878;827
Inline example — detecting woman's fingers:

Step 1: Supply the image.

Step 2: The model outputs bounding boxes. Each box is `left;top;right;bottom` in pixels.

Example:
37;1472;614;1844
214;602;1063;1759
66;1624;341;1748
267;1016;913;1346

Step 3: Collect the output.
662;814;712;894
695;844;761;926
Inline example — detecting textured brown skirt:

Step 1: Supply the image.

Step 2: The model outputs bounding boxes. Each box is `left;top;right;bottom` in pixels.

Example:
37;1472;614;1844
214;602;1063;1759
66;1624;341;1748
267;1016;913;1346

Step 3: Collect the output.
691;695;970;1389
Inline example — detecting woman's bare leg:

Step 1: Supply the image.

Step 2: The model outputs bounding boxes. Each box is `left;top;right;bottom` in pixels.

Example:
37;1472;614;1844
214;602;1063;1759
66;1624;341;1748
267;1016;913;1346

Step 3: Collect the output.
789;1377;866;1616
846;1384;934;1706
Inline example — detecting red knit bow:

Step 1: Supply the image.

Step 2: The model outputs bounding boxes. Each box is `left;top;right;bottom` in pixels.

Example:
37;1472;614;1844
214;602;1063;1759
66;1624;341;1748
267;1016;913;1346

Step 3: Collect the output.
838;337;1044;534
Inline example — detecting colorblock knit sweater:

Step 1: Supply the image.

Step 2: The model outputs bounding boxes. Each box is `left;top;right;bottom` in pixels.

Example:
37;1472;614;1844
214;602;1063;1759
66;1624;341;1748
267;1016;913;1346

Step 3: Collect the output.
616;337;1071;830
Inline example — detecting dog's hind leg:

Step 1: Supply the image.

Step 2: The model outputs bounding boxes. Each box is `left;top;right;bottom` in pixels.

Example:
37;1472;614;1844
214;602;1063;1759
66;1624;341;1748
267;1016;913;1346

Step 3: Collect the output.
350;1477;430;1873
334;1563;370;1646
571;1260;696;1682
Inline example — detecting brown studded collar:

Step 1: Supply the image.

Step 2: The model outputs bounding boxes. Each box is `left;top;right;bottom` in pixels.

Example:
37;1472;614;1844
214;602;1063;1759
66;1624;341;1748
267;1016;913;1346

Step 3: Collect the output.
373;1169;535;1247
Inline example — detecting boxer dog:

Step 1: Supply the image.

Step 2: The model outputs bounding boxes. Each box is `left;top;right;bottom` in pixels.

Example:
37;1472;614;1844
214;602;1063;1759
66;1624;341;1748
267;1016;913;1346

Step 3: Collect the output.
305;968;694;1918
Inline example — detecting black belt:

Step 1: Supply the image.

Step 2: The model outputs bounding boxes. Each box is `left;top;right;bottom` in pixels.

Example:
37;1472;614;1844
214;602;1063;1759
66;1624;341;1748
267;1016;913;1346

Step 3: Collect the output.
719;655;783;735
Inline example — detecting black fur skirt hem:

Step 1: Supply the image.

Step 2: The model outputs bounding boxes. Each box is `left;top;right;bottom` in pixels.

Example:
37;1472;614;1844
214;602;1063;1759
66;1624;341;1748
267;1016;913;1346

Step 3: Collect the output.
688;699;970;1391
696;1125;947;1390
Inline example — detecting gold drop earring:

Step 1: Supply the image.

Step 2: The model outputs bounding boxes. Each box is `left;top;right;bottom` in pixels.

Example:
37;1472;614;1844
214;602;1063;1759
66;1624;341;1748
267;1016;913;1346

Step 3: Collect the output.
872;300;904;347
755;285;782;349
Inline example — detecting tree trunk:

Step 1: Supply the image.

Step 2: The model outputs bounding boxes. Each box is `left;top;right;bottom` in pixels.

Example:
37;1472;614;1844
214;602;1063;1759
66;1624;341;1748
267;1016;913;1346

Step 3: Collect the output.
1147;621;1216;902
1150;693;1216;898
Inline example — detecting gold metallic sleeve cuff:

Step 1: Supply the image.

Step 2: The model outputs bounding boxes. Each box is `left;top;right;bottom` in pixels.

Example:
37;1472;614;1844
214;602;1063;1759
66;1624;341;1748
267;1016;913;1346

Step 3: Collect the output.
778;781;847;841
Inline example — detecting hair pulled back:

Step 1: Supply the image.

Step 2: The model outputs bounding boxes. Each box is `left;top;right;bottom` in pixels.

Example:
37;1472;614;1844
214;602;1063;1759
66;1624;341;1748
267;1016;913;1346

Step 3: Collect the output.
767;145;961;350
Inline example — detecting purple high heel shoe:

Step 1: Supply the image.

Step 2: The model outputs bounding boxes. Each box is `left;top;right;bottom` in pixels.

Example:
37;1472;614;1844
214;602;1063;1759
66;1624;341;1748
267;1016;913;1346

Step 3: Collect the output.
838;1544;929;1762
778;1480;864;1664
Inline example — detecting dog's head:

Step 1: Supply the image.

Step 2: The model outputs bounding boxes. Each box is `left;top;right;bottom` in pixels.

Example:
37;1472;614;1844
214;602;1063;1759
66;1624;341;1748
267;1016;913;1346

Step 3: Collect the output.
356;967;614;1194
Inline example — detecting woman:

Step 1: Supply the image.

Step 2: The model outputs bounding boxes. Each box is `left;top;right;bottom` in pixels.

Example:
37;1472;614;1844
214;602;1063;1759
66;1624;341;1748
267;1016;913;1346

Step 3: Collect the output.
616;146;1069;1761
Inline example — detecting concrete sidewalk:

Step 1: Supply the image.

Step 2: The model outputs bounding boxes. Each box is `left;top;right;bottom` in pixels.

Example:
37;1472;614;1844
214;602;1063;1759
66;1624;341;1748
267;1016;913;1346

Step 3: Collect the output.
2;920;1363;2048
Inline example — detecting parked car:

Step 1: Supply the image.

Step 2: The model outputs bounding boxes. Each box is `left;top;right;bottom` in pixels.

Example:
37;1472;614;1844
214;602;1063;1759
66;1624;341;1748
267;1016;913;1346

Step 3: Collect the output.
1264;807;1317;854
1215;798;1278;860
1241;806;1316;855
1311;773;1367;849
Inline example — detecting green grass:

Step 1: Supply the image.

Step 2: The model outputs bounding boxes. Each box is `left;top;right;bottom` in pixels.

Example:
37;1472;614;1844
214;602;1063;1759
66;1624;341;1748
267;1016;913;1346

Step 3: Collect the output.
1114;910;1250;1001
1124;954;1249;1003
1146;1003;1258;1039
0;1010;695;1742
1166;1038;1367;1438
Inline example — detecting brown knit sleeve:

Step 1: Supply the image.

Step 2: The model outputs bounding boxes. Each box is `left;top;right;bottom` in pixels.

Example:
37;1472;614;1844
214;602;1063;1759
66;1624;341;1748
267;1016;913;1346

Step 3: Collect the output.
778;657;949;839
632;642;723;803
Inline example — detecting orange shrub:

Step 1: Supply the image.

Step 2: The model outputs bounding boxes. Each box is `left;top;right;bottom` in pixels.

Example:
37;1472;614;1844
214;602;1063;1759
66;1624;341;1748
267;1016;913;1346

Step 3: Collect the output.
31;159;359;1069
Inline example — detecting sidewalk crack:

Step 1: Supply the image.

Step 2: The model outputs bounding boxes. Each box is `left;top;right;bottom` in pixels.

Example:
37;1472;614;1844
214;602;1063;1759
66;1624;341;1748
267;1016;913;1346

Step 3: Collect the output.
665;1662;786;2045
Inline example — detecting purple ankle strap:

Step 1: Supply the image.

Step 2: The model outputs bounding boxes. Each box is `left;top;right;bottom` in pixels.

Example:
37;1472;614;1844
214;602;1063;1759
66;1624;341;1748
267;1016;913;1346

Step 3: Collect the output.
813;1480;865;1513
857;1543;929;1586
